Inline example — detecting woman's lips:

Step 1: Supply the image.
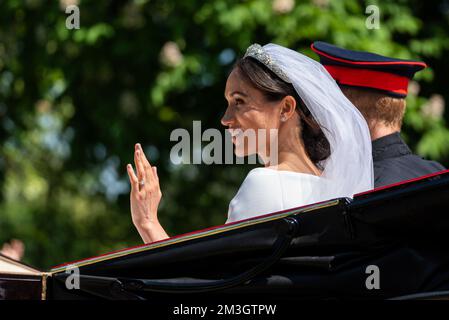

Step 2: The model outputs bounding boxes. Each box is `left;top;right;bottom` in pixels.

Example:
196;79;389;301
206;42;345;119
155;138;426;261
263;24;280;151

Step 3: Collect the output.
228;129;243;143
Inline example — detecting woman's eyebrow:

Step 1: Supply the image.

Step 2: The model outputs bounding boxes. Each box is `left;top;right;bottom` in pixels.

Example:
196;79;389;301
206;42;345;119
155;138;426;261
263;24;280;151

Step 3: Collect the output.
225;91;248;98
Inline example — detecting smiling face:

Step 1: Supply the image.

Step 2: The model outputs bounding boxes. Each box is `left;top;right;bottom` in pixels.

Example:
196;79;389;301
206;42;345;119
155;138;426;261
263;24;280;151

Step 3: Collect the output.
221;57;330;171
222;67;282;160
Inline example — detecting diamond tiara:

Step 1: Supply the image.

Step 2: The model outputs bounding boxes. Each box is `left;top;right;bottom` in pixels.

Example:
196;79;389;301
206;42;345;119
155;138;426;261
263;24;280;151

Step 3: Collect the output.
243;44;291;83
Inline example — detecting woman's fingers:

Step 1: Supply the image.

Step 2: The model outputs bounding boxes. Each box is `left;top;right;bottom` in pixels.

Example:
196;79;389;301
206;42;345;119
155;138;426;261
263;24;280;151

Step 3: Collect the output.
152;166;159;183
132;143;159;194
136;144;150;166
135;143;156;183
135;150;146;183
133;149;138;177
127;164;139;191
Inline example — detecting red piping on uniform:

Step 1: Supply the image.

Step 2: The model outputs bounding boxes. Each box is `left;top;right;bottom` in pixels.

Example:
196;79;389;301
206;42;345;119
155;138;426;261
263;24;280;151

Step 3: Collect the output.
311;43;427;68
355;169;449;197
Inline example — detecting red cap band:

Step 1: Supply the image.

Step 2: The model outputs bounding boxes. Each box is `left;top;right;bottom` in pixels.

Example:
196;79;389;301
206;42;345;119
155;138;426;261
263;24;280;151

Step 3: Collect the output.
324;65;409;96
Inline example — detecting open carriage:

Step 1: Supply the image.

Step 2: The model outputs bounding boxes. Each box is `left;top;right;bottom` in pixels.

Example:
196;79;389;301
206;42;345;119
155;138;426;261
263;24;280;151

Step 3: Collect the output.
2;170;449;300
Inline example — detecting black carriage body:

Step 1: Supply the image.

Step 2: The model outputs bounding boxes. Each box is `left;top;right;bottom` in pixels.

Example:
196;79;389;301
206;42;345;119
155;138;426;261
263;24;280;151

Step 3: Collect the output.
0;254;47;300
43;170;449;300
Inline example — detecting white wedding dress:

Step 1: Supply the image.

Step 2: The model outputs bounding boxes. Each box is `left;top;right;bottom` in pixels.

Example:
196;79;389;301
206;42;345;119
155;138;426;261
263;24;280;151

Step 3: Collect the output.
225;43;374;224
226;168;329;223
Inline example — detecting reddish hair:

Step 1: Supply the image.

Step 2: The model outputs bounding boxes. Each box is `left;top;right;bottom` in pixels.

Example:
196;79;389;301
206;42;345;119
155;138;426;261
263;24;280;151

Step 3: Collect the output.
341;86;406;131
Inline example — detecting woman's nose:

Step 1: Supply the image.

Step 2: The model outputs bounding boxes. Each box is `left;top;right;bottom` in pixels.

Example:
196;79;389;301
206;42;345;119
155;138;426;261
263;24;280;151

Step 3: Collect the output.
220;108;233;127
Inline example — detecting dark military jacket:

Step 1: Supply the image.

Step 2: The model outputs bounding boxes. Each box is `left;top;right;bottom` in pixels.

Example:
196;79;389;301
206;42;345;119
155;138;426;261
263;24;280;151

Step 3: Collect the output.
373;132;446;188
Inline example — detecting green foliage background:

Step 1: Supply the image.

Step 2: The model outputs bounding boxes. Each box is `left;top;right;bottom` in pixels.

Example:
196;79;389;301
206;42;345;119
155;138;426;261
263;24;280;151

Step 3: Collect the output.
1;0;448;269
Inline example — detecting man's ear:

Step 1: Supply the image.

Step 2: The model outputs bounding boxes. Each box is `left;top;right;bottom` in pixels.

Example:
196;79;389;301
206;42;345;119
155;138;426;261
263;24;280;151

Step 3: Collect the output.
280;95;297;121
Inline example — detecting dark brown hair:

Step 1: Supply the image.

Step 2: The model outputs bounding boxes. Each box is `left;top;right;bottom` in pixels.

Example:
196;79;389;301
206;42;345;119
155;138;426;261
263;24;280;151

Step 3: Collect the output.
233;57;331;167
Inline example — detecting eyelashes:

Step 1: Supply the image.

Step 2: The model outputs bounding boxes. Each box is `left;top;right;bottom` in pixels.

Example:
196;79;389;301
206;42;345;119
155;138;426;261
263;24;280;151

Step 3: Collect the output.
224;97;246;109
235;98;244;106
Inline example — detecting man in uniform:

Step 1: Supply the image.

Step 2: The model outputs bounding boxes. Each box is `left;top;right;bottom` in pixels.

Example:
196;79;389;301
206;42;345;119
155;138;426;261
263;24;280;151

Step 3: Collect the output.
311;41;445;188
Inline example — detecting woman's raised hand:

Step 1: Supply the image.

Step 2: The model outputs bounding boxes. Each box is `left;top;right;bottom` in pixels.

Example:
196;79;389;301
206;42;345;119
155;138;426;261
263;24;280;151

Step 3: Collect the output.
127;143;168;243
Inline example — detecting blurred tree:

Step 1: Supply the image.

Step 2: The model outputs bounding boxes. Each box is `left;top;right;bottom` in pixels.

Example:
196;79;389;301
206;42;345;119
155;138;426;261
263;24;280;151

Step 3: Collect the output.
0;0;448;269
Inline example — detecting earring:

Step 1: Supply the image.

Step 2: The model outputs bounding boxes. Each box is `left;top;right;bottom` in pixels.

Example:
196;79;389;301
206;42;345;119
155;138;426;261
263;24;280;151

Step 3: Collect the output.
280;116;286;122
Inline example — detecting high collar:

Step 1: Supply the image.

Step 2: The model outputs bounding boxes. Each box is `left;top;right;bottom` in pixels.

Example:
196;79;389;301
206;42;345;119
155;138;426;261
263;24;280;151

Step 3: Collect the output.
372;132;412;162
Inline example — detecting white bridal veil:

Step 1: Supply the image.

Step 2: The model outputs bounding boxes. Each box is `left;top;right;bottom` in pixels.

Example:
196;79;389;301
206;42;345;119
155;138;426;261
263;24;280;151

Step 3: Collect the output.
244;43;374;199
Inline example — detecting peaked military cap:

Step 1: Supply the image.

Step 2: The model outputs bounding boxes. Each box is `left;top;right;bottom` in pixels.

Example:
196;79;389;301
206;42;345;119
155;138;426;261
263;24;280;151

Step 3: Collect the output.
311;41;427;97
